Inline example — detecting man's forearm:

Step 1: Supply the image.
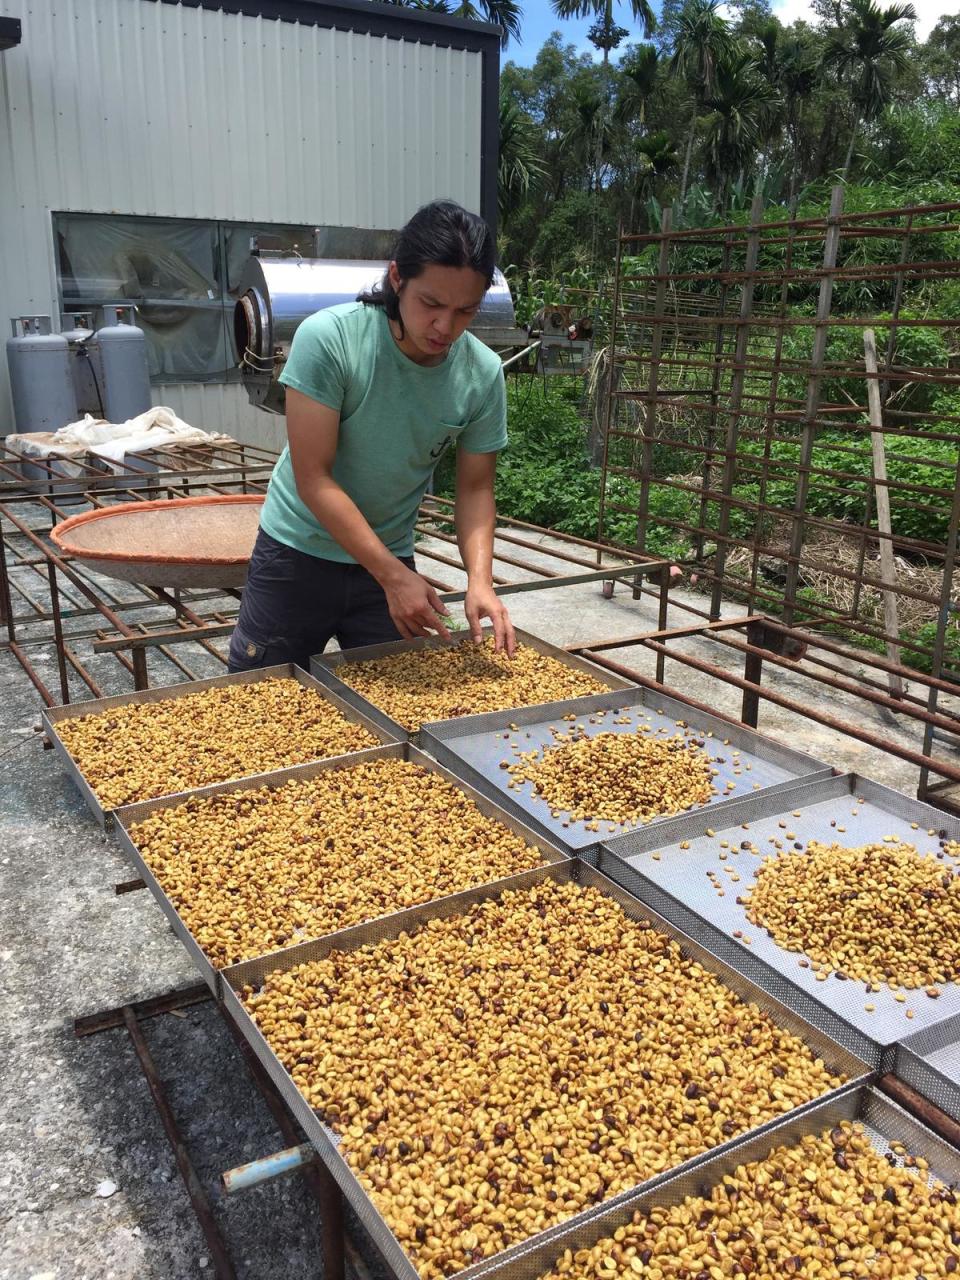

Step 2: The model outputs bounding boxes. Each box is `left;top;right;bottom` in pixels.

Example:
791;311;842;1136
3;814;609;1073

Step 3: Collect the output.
455;482;496;586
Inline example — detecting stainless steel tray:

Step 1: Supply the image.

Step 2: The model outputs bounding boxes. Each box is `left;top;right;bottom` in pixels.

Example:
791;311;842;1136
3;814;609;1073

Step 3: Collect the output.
41;663;401;829
456;1084;960;1280
309;627;633;743
595;771;960;1069
420;687;832;853
114;743;570;997
221;860;869;1280
895;1013;960;1123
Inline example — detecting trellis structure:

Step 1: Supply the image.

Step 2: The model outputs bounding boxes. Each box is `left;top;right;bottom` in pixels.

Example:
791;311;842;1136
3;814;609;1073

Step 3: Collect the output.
595;189;960;807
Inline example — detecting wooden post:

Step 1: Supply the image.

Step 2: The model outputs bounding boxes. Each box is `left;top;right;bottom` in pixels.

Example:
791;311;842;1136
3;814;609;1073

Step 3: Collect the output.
784;186;845;626
634;209;673;580
863;328;903;699
709;194;765;621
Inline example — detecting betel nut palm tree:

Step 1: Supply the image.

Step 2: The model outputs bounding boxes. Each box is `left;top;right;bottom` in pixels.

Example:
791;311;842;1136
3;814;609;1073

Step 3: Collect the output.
668;0;734;205
549;0;657;64
383;0;522;49
825;0;917;178
701;49;780;210
498;98;548;219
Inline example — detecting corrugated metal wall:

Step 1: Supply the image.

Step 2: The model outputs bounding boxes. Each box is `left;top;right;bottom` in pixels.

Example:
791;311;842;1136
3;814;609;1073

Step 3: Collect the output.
0;0;484;446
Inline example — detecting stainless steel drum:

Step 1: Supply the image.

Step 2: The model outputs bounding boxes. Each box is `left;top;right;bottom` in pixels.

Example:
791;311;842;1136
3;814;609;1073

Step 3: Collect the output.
234;254;522;413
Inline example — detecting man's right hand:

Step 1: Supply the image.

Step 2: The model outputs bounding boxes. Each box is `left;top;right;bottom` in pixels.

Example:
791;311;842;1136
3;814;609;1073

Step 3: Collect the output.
382;562;452;642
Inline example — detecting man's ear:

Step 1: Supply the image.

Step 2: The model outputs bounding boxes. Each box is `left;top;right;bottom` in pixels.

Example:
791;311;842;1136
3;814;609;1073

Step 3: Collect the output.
388;261;404;293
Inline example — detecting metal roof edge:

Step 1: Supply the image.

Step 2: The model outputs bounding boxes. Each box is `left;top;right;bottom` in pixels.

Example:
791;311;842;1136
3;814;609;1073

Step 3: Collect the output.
148;0;503;52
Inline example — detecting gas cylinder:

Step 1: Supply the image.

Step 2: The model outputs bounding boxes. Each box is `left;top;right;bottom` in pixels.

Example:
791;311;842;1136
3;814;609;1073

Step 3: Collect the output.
95;305;151;423
60;311;103;418
6;316;78;435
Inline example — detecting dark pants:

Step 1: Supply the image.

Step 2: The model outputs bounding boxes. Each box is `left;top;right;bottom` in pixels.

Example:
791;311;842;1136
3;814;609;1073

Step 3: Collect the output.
228;529;410;672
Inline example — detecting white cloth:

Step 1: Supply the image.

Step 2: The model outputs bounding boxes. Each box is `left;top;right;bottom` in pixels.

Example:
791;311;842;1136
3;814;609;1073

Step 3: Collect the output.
9;408;233;469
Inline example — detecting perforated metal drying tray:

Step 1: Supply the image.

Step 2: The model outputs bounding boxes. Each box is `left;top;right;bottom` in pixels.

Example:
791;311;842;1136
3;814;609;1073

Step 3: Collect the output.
420;687;832;852
221;860;868;1280
309;627;633;743
895;1013;960;1123
41;663;401;828
456;1085;960;1280
595;772;960;1069
114;743;570;996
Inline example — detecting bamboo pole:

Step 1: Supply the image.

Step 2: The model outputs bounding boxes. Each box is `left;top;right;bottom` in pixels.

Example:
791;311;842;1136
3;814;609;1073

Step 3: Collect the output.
863;327;904;698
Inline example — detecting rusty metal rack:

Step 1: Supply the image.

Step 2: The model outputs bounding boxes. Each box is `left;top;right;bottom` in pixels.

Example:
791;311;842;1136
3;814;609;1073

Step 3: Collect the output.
593;190;960;809
73;981;380;1280
0;441;667;707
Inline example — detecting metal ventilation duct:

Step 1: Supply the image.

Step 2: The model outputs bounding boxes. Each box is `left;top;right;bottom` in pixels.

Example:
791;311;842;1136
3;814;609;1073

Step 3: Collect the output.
234;255;521;414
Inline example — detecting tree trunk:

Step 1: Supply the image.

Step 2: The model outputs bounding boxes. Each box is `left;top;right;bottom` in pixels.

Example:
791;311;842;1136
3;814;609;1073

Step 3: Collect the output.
841;112;860;180
787;119;799;207
812;99;837;179
680;111;697;206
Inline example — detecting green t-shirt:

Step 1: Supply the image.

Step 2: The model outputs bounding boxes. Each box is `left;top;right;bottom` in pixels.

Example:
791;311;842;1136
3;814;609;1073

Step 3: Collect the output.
262;301;507;562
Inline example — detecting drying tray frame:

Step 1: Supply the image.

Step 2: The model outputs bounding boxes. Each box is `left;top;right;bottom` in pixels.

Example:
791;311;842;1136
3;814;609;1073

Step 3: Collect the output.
593;771;960;1069
220;859;869;1280
450;1084;960;1280
113;742;572;997
420;686;833;853
895;1013;960;1124
309;627;634;745
41;663;401;829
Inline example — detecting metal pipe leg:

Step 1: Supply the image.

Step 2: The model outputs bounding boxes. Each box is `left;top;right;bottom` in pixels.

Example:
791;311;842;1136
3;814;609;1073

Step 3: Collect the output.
121;1006;238;1280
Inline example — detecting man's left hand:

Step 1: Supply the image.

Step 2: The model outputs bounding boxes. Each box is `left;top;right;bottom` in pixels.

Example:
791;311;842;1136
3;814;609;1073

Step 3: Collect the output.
464;583;516;656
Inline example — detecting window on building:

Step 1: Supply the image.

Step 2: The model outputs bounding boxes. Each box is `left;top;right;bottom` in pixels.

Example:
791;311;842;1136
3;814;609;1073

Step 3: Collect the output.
54;214;388;385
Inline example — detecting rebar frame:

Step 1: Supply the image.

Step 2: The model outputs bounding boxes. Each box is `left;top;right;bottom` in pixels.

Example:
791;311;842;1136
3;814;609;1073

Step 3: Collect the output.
595;189;960;805
0;440;665;706
74;980;389;1280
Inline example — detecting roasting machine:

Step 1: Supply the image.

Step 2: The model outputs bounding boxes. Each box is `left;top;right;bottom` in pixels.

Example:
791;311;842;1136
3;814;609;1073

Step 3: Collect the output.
235;251;526;414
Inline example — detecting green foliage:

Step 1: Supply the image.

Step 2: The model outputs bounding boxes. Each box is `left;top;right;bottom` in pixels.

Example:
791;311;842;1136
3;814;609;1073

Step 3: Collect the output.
733;431;959;545
434;379;691;559
502;263;596;327
497;0;950;265
530;191;618;274
900;621;960;675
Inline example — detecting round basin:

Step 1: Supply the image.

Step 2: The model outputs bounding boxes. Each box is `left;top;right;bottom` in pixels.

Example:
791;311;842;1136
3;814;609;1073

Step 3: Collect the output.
50;494;265;588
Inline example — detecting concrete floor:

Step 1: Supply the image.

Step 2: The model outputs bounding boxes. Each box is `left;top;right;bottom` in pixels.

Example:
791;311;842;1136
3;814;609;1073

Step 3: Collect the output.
0;530;951;1279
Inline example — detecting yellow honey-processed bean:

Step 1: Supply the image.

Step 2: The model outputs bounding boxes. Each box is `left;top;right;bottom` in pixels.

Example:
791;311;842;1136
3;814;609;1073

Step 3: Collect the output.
742;838;960;989
508;732;715;826
541;1123;960;1280
242;880;844;1279
337;639;609;732
56;677;377;807
130;758;546;968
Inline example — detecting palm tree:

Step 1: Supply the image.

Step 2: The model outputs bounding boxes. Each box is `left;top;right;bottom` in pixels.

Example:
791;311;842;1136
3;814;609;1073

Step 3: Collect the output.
562;81;617;191
498;98;547;218
701;48;780;209
449;0;522;45
636;130;680;198
615;43;659;125
550;0;656;64
825;0;917;178
668;0;734;205
383;0;522;48
747;21;819;204
775;31;819;204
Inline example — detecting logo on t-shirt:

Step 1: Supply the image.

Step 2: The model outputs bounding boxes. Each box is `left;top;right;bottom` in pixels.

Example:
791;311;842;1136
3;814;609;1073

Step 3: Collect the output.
430;434;454;461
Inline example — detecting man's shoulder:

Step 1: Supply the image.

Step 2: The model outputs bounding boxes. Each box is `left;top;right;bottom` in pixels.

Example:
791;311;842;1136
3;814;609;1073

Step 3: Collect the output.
299;301;368;339
456;329;503;385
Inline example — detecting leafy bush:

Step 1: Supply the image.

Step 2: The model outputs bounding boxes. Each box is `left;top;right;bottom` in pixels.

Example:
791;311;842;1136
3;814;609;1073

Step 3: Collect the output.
732;431;958;546
433;378;692;560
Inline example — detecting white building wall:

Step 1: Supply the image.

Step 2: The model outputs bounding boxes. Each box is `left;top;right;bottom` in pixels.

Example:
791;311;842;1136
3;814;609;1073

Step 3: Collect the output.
0;0;484;448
